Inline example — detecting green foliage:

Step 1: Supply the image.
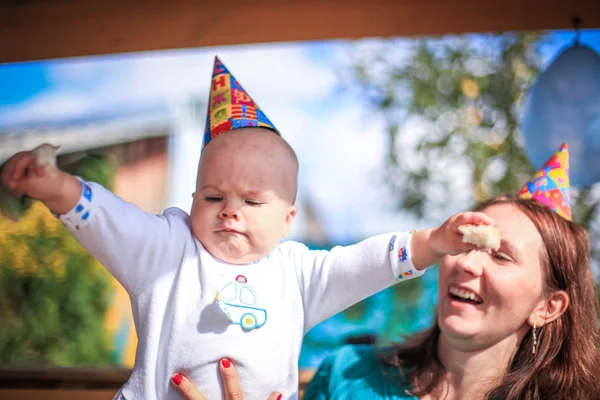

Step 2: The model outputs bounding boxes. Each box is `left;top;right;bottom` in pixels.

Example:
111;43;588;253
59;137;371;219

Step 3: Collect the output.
63;153;116;189
0;154;118;366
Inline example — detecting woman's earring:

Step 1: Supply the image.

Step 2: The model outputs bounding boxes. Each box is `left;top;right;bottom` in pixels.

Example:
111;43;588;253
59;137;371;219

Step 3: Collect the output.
532;321;537;355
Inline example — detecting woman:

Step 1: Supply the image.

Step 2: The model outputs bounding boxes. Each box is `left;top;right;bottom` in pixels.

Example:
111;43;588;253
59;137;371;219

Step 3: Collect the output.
303;195;600;399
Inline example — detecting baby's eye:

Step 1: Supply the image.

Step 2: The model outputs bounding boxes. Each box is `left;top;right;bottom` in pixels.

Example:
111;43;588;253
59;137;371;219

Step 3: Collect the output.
205;196;222;203
245;199;262;206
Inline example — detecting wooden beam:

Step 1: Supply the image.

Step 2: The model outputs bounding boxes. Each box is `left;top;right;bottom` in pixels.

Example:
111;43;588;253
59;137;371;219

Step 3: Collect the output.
0;364;130;389
1;0;599;63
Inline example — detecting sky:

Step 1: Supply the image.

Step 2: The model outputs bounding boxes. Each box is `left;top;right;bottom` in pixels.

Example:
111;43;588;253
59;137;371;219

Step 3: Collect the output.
1;29;599;243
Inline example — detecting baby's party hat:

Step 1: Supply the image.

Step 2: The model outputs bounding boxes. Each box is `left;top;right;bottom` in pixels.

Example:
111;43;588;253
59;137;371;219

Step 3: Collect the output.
519;142;571;221
203;56;279;148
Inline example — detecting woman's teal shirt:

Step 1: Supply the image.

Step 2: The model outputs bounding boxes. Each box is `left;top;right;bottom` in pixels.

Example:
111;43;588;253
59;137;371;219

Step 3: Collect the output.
303;345;417;400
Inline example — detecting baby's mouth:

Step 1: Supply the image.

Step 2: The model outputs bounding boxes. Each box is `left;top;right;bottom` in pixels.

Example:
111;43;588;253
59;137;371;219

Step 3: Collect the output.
217;228;244;236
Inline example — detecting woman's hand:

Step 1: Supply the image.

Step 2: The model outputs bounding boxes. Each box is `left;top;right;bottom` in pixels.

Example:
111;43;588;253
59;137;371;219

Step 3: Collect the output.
171;358;282;400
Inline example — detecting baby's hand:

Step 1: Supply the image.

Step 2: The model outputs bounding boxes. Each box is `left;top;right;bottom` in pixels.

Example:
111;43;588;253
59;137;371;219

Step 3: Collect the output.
1;144;65;201
429;211;497;257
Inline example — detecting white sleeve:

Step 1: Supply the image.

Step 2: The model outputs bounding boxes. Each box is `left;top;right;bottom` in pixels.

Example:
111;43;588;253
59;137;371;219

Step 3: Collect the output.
287;232;424;333
58;179;189;297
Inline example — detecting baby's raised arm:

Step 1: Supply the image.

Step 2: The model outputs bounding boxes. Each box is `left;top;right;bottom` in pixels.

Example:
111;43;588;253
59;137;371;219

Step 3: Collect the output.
291;211;497;332
1;145;186;295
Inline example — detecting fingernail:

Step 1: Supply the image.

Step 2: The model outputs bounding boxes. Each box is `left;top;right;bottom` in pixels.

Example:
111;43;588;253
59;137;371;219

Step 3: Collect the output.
171;373;183;386
221;358;231;368
277;395;282;400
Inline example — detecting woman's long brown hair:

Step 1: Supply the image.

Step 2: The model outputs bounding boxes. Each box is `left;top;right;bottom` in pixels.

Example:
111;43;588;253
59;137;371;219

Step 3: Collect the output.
386;197;600;399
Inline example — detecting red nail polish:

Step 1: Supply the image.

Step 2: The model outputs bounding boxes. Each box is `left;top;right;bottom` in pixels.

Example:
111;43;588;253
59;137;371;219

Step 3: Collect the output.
277;395;282;400
221;358;231;368
172;373;183;386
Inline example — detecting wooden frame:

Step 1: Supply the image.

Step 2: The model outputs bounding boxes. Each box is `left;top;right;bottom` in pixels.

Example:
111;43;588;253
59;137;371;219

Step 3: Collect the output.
1;0;599;63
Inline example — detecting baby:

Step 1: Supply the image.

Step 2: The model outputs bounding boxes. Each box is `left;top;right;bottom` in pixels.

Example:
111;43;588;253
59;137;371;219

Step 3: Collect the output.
0;56;495;399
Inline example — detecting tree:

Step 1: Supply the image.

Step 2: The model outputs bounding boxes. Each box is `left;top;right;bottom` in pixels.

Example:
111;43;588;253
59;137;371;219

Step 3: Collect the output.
0;154;118;366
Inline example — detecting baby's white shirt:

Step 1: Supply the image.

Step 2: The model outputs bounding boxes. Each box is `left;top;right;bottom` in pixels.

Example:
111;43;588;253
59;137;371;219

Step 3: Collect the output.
59;181;424;400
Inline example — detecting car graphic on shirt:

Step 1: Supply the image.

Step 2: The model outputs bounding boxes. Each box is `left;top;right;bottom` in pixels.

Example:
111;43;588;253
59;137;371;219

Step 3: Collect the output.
215;275;267;331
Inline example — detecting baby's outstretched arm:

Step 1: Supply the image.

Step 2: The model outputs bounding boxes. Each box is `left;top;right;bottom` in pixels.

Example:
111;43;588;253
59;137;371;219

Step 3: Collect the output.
1;145;187;295
291;211;497;331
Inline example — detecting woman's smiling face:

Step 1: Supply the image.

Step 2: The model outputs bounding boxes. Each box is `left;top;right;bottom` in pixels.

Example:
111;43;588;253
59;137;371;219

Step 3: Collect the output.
437;202;545;350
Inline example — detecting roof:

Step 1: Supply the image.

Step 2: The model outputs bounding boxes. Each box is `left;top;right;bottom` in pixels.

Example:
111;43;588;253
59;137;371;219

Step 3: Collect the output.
0;106;172;164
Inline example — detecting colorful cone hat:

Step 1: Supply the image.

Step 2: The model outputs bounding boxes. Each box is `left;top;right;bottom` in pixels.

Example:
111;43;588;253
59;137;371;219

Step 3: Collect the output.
519;142;571;221
203;56;279;148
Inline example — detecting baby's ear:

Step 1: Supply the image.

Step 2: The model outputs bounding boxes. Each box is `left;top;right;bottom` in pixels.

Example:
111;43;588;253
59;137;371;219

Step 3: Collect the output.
282;205;298;237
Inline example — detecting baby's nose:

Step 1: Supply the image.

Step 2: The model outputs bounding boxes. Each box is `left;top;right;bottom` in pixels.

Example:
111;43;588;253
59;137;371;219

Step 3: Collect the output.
220;206;239;220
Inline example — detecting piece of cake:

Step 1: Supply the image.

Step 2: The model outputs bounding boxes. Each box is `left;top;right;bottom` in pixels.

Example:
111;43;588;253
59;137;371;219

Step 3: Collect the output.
32;143;60;169
458;224;501;251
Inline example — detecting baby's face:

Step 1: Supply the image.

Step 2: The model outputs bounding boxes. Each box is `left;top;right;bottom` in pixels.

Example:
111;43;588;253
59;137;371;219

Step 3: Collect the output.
191;129;297;264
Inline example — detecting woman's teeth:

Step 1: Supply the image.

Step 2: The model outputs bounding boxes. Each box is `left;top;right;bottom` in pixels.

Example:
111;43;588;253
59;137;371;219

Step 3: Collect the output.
449;286;482;304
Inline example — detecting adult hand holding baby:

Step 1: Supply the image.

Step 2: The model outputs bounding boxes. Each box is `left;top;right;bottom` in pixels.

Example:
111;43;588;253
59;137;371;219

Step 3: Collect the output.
171;358;282;400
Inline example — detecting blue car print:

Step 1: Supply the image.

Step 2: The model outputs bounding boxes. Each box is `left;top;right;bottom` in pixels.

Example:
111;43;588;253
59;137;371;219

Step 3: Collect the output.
216;275;267;331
